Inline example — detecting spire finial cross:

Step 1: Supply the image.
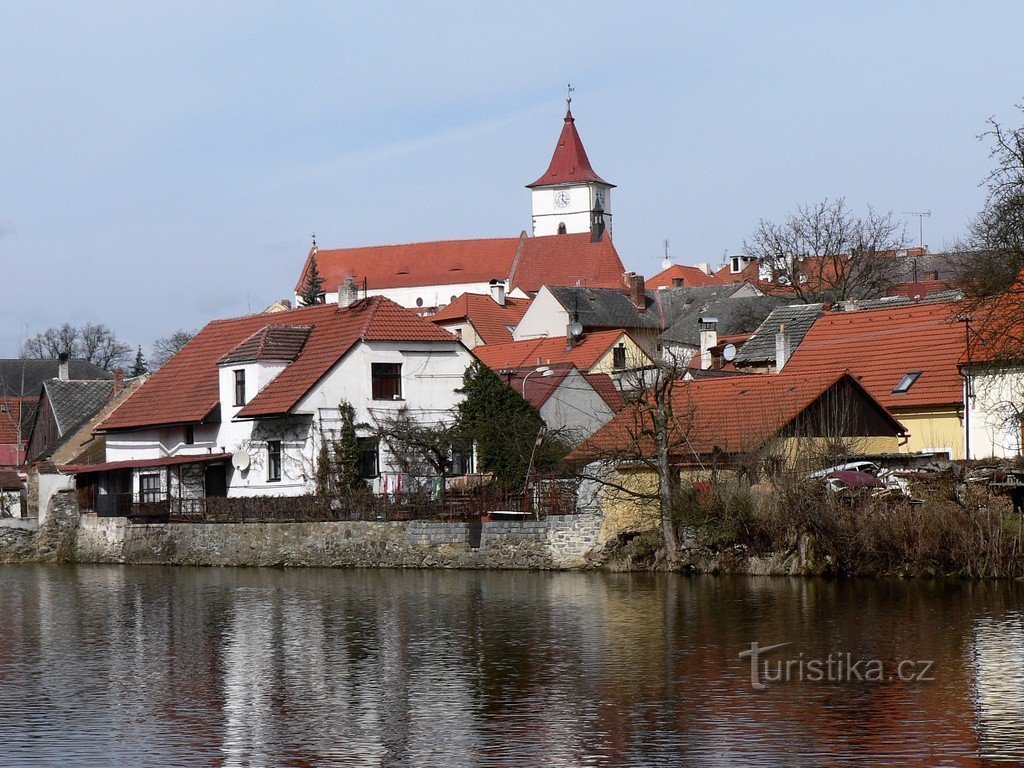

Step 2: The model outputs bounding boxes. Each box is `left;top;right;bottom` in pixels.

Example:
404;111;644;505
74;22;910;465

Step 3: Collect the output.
311;231;317;250
566;83;574;112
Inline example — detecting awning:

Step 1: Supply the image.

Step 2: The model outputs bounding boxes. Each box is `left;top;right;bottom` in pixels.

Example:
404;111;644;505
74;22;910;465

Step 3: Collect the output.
63;452;232;474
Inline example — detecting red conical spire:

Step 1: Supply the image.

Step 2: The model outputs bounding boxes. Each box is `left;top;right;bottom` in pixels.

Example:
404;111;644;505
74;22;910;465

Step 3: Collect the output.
526;104;613;189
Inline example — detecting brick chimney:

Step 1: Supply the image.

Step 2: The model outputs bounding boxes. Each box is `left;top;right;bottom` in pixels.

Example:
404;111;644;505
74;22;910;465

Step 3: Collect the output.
630;274;646;311
58;352;69;381
699;316;718;370
775;323;791;373
113;368;124;395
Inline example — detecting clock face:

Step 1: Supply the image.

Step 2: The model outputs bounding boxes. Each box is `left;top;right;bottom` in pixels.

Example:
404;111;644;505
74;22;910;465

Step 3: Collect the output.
553;190;571;209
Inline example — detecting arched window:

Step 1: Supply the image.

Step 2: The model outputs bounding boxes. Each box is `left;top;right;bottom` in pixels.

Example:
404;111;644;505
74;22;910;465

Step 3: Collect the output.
557;222;567;235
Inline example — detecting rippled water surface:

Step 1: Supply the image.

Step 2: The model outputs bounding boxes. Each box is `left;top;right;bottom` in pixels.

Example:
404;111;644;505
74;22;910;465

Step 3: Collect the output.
1;566;1023;766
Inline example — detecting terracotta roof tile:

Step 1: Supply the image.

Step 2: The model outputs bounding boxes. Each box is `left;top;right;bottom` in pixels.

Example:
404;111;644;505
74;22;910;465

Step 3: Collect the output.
782;301;965;408
100;297;456;431
526;109;612;189
574;371;905;462
647;264;720;289
583;373;625;411
430;293;532;345
510;233;625;292
472;329;646;372
218;325;312;365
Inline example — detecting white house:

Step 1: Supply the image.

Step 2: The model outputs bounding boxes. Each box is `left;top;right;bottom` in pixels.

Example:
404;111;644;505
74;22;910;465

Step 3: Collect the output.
69;296;475;515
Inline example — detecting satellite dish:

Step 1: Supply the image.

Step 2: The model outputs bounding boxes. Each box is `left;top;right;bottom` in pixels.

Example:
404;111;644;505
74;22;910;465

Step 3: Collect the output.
722;344;737;362
231;451;251;471
568;322;583;337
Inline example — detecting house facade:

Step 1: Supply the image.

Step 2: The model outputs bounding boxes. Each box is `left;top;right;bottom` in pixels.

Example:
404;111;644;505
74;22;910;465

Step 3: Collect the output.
70;297;474;515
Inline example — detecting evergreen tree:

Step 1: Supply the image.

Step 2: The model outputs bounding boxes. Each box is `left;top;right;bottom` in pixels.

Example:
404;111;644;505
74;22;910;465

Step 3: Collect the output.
130;345;148;377
456;360;544;491
299;256;325;306
316;400;365;493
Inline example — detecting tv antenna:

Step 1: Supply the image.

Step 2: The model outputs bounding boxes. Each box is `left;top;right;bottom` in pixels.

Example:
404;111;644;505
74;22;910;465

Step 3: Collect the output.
662;239;671;270
902;210;931;251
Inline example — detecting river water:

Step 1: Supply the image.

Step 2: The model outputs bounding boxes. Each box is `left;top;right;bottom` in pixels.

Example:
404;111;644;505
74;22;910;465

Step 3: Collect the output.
0;566;1022;767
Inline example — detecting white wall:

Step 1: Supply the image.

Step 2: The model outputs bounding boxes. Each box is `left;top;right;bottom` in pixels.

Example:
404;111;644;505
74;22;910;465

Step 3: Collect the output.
103;339;475;499
539;368;614;444
531;184;612;238
313;281;500;311
513;287;570;341
966;366;1024;459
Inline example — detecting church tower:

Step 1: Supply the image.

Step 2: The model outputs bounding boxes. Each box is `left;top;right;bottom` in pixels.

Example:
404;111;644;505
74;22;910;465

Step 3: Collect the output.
527;96;614;240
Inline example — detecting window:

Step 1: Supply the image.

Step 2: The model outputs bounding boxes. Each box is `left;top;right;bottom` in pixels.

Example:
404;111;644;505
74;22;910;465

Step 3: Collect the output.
612;344;627;370
893;372;922;394
358;438;379;478
557;222;567;235
233;369;246;406
371;363;402;400
451;444;473;476
140;474;161;504
267;440;282;482
731;256;741;273
184;425;195;445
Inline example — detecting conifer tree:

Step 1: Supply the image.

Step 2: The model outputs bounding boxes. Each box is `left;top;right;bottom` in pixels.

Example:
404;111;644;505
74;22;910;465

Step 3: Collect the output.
130;345;148;377
299;256;325;306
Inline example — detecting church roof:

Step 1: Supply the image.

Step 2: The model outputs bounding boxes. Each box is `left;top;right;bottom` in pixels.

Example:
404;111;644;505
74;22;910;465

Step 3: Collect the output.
298;232;626;296
526;109;613;189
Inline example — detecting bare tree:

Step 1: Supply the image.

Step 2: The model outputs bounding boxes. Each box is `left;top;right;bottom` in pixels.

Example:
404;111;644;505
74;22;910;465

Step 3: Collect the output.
22;323;132;371
743;198;908;303
952;106;1024;298
152;329;197;368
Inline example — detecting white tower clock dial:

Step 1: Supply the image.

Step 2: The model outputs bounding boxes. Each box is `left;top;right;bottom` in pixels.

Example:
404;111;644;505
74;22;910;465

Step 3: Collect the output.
553;189;571;209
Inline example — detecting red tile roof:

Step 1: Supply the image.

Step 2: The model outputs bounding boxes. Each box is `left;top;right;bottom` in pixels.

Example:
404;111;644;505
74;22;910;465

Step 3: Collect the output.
511;233;625;292
297;232;626;296
472;329;647;372
782;301;965;409
218;324;312;365
583;373;625;411
964;266;1024;365
647;264;720;289
430;293;532;345
526;109;612;189
573;371;905;462
498;364;576;409
0;398;25;444
100;297;456;431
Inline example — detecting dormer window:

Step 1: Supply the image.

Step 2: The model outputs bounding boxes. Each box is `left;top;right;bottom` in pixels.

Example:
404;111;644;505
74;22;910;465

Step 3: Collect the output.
234;370;246;406
893;372;922;394
731;256;742;273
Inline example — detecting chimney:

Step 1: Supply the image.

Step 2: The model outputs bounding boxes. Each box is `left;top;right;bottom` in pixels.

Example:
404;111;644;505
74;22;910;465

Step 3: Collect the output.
338;276;359;308
699;316;718;370
58;352;69;381
113;368;124;395
489;279;506;306
775;323;791;373
622;271;636;289
630;275;646;311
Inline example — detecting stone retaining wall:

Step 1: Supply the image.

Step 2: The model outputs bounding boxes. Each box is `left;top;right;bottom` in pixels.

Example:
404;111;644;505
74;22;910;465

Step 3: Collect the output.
73;512;606;570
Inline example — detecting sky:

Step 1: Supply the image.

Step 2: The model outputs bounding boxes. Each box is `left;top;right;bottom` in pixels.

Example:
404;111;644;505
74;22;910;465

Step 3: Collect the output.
2;2;1023;358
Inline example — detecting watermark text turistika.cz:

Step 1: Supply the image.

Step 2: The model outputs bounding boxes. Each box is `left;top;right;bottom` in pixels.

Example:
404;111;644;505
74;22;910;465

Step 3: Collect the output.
738;642;935;690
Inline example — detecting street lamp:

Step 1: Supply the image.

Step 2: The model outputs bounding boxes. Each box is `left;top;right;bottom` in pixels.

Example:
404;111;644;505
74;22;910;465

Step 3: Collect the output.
521;365;553;396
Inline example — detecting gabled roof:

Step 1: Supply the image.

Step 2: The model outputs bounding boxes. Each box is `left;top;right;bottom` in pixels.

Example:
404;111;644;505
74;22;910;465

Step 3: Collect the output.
430;293;532;345
782;300;965;409
510;233;626;292
660;295;788;346
0;359;111;398
44;379;118;438
583;373;625;411
100;297;456;431
297;232;627;297
472;329;646;372
734;304;825;365
547;285;663;331
218;325;312;366
573;371;906;462
526;109;612;189
499;363;576;410
963;265;1024;365
648;264;722;289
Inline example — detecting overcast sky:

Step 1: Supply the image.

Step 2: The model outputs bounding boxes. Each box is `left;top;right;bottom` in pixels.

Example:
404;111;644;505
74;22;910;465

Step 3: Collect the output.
2;2;1023;357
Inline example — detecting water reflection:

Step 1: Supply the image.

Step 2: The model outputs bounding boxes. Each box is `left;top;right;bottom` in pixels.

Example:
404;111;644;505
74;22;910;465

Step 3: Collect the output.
0;567;1021;766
